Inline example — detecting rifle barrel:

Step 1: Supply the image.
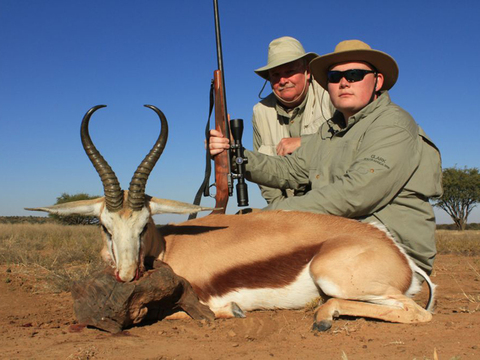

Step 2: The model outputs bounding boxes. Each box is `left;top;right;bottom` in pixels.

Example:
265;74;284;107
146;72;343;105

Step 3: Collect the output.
213;0;230;137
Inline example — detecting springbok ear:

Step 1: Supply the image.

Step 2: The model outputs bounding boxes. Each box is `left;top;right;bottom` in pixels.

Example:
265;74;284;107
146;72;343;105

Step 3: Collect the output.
25;198;104;217
149;197;215;215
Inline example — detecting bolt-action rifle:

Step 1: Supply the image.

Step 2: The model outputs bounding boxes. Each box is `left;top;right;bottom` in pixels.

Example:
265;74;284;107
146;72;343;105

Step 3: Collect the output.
189;0;248;219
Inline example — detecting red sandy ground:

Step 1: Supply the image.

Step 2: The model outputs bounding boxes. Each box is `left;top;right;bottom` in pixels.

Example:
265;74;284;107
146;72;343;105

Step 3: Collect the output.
1;254;479;360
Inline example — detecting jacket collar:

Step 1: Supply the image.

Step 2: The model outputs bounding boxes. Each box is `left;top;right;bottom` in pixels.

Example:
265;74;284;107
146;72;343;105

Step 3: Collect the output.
323;91;391;138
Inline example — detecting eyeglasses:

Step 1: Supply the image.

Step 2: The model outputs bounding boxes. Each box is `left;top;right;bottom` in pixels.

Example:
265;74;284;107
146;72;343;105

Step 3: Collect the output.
327;69;376;83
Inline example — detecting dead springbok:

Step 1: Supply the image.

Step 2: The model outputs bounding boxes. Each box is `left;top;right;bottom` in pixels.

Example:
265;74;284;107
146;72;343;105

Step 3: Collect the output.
27;105;435;331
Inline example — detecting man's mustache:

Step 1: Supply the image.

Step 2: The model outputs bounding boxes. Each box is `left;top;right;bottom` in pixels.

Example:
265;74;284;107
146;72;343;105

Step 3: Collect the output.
277;83;296;91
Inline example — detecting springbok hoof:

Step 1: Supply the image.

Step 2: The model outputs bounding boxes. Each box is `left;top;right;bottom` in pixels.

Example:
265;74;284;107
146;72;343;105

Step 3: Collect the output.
312;320;332;332
231;302;246;318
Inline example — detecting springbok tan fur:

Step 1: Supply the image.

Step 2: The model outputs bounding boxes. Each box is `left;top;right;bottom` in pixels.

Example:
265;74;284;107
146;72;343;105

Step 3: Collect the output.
26;105;435;331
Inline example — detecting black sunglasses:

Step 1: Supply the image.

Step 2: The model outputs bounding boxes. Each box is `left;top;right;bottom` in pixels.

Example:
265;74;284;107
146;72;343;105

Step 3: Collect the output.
327;69;376;83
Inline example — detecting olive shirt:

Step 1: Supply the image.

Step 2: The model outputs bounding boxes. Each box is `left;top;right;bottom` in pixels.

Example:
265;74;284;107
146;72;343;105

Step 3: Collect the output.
245;91;442;274
252;80;333;204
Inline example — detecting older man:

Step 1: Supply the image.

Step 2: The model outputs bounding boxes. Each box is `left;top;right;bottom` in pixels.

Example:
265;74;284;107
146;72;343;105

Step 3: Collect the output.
209;40;442;274
252;36;333;204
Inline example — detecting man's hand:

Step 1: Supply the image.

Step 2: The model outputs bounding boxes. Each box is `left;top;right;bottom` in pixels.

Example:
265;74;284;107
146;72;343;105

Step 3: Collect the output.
276;137;301;156
208;129;230;156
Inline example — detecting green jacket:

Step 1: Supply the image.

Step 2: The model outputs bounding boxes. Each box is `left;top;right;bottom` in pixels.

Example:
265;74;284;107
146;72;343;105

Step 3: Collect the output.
245;91;442;274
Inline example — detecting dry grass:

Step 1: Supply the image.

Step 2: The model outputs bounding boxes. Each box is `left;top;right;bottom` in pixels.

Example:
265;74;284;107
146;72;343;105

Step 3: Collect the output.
435;230;480;255
0;223;104;292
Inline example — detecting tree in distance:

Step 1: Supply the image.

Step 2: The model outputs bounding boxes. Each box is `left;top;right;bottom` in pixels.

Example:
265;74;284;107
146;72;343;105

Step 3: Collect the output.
434;167;480;230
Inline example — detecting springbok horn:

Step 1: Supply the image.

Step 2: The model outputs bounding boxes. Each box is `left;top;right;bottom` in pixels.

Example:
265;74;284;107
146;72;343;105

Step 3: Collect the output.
127;105;168;211
80;105;123;212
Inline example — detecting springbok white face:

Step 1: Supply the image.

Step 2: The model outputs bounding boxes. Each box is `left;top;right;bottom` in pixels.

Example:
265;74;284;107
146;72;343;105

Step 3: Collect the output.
99;200;151;281
26;105;211;282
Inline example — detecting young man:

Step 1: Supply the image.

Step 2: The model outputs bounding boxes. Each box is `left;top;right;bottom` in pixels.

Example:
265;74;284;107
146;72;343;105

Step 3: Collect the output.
252;36;333;204
209;40;442;274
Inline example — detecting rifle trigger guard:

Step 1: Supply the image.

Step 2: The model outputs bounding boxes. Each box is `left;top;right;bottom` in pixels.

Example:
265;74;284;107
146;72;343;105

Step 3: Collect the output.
208;183;217;198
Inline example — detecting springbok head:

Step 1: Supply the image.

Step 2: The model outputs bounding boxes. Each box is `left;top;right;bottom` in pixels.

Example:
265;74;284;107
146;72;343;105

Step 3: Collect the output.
26;105;212;282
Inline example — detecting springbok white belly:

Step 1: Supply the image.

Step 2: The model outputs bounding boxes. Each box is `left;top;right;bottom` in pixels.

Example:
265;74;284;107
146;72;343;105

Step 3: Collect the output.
205;264;319;312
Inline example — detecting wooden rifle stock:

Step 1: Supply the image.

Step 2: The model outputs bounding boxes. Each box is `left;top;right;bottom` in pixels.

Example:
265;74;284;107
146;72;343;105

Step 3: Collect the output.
211;69;232;214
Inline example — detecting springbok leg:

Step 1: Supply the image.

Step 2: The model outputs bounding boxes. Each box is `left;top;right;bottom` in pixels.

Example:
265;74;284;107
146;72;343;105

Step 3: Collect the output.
313;295;432;331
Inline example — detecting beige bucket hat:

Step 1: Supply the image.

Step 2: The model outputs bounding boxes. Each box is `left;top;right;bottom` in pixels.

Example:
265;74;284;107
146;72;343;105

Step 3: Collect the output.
255;36;318;80
310;40;399;90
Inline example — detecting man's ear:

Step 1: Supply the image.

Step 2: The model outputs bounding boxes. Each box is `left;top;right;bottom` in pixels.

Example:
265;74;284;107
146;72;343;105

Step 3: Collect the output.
305;64;312;82
376;73;385;91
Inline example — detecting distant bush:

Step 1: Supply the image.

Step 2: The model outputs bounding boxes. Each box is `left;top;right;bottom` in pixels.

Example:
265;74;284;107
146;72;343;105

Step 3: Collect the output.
50;193;100;225
0;216;54;224
436;223;480;230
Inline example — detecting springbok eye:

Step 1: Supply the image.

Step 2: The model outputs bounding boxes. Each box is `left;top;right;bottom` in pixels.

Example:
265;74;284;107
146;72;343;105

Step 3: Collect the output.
140;225;148;237
102;225;111;237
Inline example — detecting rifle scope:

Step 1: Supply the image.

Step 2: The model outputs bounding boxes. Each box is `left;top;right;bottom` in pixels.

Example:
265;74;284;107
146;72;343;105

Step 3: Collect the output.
230;118;249;207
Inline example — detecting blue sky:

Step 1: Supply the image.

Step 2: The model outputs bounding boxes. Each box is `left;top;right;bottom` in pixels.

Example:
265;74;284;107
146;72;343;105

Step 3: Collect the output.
1;0;479;224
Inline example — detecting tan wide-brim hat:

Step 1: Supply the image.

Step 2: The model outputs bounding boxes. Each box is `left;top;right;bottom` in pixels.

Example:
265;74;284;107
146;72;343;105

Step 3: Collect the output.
255;36;318;80
310;40;399;90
